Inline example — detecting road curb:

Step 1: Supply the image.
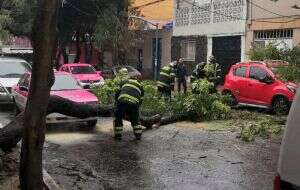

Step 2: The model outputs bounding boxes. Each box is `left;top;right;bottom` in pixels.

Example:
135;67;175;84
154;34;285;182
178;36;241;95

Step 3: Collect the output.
43;168;62;190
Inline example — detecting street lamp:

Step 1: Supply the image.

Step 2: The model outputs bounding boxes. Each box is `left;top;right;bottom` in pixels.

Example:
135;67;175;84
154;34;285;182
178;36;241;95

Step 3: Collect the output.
129;15;159;81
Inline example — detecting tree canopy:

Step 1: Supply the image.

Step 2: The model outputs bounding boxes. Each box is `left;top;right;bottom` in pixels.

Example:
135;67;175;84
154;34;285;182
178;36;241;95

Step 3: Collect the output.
0;0;139;65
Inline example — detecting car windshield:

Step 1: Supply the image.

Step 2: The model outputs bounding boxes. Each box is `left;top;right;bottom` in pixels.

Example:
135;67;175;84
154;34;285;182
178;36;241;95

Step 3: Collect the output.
70;66;95;74
0;61;31;78
51;74;82;91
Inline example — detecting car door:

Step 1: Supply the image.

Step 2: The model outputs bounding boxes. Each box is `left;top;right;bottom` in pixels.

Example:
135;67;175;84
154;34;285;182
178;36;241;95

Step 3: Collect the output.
230;65;249;103
247;66;274;106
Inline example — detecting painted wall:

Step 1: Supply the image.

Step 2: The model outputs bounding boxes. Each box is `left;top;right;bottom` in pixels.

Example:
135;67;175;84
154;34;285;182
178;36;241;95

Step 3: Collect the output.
132;0;174;21
294;29;300;45
127;30;172;79
249;0;299;20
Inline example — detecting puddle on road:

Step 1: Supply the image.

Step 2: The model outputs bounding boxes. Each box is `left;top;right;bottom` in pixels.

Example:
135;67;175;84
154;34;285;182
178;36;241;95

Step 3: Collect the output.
46;133;97;145
45;117;134;145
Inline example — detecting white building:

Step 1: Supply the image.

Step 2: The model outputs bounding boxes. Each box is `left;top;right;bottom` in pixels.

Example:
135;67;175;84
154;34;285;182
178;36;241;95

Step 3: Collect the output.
172;0;247;79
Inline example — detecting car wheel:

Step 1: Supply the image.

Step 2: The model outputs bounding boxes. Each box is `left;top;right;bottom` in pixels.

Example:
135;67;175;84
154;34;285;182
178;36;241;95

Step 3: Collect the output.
87;120;98;128
273;96;290;115
13;99;21;116
223;91;237;107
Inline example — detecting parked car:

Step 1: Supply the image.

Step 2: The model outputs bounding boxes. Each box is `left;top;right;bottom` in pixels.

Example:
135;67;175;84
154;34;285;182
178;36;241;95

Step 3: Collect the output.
274;88;300;190
0;57;31;104
12;71;99;127
101;65;142;79
223;61;298;114
59;63;104;88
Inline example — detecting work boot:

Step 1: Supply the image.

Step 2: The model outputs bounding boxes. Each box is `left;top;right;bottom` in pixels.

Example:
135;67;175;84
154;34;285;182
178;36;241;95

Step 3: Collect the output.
134;133;142;140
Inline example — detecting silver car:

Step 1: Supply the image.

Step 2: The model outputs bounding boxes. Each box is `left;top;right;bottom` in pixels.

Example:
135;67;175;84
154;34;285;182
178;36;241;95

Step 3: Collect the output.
0;57;31;104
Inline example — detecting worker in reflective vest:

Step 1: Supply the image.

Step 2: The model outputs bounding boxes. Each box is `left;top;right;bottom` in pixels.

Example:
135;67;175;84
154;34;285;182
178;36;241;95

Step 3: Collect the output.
157;61;177;97
114;75;144;140
191;62;206;83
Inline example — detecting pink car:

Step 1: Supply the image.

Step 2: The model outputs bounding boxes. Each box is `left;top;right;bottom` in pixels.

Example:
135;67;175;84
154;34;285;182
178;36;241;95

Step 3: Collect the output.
59;63;104;88
12;71;99;127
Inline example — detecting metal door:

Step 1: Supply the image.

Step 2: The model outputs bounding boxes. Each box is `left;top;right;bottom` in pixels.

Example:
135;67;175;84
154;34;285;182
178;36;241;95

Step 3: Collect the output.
212;36;241;83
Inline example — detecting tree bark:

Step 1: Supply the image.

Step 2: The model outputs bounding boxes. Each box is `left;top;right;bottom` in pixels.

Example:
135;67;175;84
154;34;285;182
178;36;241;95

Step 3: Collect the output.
62;45;68;63
74;28;81;63
0;97;162;151
88;35;93;64
19;1;60;189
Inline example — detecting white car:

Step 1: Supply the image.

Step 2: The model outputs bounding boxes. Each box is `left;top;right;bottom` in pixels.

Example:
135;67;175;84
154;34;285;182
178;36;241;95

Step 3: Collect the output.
0;57;31;104
275;87;300;189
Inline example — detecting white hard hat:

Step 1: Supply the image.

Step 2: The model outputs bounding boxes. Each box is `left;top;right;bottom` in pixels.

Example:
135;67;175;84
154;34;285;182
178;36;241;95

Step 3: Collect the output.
170;61;176;67
119;68;128;74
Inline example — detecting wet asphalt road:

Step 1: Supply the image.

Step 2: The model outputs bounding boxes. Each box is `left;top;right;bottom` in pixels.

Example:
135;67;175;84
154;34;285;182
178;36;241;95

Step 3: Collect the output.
0;109;281;190
43;119;281;190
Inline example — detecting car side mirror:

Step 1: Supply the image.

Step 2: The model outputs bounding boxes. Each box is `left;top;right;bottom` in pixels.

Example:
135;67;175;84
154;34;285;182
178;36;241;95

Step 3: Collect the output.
83;85;90;89
20;86;29;92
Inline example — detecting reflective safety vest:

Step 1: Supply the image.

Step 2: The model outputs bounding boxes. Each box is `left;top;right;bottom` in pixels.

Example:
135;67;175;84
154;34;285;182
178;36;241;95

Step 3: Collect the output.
157;65;175;89
191;68;206;83
118;79;144;105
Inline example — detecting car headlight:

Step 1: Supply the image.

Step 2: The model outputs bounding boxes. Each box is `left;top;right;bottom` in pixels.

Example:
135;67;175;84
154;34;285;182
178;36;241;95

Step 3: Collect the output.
287;85;296;94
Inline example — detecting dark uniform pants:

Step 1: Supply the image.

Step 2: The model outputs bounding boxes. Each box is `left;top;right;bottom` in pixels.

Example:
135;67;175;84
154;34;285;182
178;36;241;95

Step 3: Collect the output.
158;86;171;98
178;77;187;93
114;101;142;137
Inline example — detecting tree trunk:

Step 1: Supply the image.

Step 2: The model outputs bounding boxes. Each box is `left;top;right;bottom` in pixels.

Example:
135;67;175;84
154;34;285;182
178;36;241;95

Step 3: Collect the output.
19;1;59;189
0;97;162;151
74;28;81;63
84;33;89;63
56;48;62;69
62;45;68;63
112;45;119;65
88;35;93;64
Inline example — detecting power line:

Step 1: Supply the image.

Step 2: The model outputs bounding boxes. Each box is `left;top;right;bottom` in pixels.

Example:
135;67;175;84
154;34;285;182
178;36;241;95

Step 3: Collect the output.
64;1;97;17
247;0;286;17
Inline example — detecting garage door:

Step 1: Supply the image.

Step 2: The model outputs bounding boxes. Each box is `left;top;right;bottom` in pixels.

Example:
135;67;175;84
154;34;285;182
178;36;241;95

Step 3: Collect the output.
212;36;241;83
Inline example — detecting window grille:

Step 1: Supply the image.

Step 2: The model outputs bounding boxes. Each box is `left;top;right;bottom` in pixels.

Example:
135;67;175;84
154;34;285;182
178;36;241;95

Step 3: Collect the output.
181;40;196;61
254;29;294;40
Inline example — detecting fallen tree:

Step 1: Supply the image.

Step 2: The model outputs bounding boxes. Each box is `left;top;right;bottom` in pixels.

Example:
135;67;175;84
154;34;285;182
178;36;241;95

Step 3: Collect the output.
0;95;163;151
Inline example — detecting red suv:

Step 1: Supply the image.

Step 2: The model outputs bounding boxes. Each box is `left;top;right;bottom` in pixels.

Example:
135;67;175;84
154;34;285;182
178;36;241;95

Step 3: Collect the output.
223;62;298;114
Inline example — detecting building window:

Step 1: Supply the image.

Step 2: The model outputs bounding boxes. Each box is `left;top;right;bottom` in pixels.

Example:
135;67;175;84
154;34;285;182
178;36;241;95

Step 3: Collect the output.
250;66;267;81
234;66;247;77
254;29;294;49
181;40;196;61
254;29;293;40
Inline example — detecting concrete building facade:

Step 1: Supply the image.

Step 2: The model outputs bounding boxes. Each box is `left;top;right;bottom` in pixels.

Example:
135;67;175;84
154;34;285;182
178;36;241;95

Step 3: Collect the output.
173;0;247;79
173;0;300;79
246;0;300;54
